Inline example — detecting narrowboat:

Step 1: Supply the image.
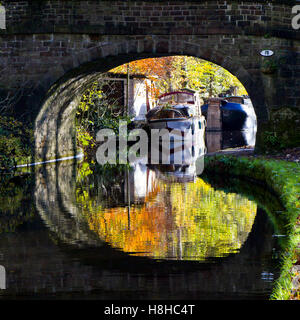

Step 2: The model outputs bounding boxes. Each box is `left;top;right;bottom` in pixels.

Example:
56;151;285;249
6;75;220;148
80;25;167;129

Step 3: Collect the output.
145;90;206;145
201;96;257;131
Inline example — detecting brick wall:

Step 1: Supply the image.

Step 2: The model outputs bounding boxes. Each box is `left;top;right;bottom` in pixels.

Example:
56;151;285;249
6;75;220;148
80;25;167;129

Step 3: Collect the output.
1;1;298;38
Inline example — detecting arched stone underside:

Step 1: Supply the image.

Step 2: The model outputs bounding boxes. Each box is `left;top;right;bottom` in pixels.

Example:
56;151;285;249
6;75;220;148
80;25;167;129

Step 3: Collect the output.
35;37;268;160
35;160;106;248
0;1;299;158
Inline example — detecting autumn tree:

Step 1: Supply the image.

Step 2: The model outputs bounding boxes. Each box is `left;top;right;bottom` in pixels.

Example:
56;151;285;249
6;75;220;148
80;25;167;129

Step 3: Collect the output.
183;57;248;97
110;56;248;99
110;57;177;99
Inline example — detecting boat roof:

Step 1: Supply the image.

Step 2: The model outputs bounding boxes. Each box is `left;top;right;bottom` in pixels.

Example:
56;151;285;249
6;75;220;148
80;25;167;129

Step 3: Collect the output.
167;104;193;109
158;91;197;105
201;101;247;111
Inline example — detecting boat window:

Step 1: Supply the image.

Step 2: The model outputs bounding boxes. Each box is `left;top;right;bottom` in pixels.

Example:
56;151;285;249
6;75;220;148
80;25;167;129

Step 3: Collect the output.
180;107;189;117
150;108;185;120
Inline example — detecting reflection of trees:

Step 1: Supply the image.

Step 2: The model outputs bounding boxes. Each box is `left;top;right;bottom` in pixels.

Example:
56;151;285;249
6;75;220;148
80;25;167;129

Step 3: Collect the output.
78;170;257;261
170;180;257;259
0;174;34;233
76;162;128;208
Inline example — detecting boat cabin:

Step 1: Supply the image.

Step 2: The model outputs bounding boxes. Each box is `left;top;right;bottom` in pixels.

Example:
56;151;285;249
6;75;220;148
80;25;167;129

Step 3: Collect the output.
152;91;202;119
223;96;245;104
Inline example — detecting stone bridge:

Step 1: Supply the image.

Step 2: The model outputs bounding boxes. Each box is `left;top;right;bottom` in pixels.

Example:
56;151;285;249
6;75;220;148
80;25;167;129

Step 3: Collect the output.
0;0;299;159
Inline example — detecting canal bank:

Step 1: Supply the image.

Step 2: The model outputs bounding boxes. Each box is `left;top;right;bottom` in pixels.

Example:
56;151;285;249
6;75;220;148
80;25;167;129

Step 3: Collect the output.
204;155;300;300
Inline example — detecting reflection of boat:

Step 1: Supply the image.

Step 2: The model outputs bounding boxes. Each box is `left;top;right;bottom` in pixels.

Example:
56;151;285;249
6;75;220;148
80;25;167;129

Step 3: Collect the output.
201;96;257;131
132;144;206;192
148;141;206;183
146;91;206;141
127;138;206;201
148;164;197;183
206;129;257;153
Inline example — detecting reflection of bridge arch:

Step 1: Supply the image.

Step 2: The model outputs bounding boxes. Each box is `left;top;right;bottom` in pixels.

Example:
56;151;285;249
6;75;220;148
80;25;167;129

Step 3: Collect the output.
30;159;282;298
35;161;105;248
34;159;279;259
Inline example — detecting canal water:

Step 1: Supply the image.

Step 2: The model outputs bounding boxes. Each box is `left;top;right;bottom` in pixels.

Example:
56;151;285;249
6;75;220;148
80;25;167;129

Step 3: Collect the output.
0;130;283;300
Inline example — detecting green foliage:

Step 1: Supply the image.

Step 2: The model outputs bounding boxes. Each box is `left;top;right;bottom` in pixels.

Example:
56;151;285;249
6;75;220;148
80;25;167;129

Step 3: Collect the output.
76;81;130;155
161;56;247;97
261;59;278;74
204;155;300;300
180;57;248;97
0;116;33;172
76;160;130;209
263;131;285;151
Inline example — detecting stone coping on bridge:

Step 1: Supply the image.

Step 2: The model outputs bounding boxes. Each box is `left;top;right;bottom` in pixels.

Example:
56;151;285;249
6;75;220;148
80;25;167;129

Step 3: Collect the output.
0;0;299;40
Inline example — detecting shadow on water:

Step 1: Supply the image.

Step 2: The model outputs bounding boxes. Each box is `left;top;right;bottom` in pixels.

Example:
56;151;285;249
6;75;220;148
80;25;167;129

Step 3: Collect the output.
0;154;283;300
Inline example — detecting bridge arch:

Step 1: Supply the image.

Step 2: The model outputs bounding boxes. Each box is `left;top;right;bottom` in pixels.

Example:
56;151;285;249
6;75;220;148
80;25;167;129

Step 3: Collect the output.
34;36;265;161
0;0;298;158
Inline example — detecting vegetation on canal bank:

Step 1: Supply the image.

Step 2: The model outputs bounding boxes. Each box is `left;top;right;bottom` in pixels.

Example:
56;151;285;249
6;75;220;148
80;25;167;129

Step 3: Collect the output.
75;80;131;158
204;155;300;300
0;116;33;172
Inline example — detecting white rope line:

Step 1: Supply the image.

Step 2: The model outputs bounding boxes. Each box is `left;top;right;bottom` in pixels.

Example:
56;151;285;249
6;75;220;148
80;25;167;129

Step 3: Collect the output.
16;153;84;168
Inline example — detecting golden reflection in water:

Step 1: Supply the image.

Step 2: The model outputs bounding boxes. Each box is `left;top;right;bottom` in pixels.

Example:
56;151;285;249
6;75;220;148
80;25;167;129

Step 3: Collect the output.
79;175;257;261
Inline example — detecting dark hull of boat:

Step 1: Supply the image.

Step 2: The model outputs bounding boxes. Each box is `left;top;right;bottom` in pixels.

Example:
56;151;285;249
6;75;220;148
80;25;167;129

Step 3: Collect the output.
222;109;247;131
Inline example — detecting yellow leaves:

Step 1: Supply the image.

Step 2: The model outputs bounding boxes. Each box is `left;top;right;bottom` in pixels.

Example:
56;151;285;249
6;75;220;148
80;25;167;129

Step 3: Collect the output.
76;128;95;148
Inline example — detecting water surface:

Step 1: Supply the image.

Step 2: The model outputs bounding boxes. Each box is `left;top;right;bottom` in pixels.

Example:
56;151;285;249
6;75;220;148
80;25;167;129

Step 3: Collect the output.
0;157;281;300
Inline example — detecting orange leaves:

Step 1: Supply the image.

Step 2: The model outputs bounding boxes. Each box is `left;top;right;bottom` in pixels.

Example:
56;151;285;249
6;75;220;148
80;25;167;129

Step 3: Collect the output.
110;57;176;97
111;57;174;80
87;202;169;257
83;177;257;260
110;56;249;98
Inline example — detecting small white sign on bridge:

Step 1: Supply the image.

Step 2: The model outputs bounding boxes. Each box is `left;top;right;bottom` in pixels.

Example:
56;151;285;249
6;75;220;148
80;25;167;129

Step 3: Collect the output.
260;50;274;57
